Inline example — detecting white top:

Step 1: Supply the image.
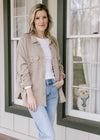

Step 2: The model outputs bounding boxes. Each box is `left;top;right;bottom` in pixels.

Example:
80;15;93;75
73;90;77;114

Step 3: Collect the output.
36;37;55;80
24;37;55;89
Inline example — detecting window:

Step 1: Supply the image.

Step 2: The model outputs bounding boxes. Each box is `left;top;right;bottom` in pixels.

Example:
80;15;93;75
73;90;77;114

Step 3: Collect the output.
57;0;100;135
4;0;47;116
11;0;43;106
67;0;100;121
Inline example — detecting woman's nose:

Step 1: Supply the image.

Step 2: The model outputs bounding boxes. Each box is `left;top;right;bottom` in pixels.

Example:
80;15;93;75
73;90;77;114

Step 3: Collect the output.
40;18;44;23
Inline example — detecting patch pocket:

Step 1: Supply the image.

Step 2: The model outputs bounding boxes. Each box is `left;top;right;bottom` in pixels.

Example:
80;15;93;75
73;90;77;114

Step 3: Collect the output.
30;55;40;63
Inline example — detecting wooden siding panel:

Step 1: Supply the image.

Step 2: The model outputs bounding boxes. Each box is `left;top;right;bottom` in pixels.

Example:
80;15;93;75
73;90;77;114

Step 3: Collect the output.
54;124;66;140
66;128;89;140
89;133;100;140
0;127;38;140
54;114;66;140
29;118;39;138
0;111;13;130
13;115;29;135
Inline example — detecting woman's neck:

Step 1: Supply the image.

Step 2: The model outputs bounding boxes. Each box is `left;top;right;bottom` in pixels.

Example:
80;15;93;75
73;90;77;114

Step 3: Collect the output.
36;32;47;39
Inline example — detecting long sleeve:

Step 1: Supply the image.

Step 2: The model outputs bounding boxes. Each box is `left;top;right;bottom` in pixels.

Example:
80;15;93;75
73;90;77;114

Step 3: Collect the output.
17;37;32;94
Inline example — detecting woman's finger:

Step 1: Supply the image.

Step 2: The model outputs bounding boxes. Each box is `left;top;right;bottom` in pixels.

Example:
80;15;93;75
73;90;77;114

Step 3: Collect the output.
53;81;63;88
53;82;58;87
33;101;37;112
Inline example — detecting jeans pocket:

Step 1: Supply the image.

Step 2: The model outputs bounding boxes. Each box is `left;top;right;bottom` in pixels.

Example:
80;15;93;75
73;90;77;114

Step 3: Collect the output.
55;86;58;89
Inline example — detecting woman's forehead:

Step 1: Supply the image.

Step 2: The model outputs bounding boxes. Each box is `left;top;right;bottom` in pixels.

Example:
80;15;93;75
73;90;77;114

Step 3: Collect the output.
35;10;47;16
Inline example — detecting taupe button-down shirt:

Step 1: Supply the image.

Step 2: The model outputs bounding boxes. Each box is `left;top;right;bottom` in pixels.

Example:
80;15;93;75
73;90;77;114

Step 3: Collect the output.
17;33;66;107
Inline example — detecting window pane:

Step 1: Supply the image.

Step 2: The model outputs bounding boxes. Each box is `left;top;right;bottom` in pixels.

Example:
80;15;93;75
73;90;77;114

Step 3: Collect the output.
70;9;91;35
72;38;91;62
67;38;100;117
82;0;90;8
71;0;82;9
12;0;42;38
73;63;89;86
91;8;100;35
14;0;25;16
69;0;100;35
91;64;100;90
14;17;25;37
95;90;100;113
91;0;100;7
71;0;90;9
26;0;42;15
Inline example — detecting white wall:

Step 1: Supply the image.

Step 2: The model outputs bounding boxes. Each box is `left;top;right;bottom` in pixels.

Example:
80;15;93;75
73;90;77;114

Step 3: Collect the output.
0;0;100;140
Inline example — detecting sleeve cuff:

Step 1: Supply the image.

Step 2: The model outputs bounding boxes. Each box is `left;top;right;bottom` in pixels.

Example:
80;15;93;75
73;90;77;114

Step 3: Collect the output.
24;86;31;89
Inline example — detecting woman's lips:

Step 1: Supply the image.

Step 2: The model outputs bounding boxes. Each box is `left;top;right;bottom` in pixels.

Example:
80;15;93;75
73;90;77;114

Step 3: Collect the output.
39;25;45;27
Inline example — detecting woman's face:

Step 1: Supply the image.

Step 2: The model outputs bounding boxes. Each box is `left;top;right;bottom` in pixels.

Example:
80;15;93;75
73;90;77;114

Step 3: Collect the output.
34;10;48;34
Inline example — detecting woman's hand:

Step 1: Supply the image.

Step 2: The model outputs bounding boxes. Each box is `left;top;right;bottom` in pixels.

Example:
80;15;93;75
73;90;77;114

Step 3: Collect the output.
53;79;64;88
53;75;64;88
26;88;37;112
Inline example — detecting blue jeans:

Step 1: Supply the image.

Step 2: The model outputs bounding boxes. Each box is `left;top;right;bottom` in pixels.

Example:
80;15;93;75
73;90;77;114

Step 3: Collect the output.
28;79;59;140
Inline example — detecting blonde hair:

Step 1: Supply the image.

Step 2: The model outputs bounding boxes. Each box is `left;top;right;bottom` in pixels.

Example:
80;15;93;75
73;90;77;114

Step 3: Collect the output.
29;4;53;36
28;4;58;49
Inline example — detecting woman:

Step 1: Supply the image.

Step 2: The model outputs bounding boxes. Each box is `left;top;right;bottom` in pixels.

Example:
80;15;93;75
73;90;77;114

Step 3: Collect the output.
17;3;66;140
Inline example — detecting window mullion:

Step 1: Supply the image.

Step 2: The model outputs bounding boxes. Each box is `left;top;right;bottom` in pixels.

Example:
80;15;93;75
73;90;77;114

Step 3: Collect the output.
11;0;14;39
67;39;73;115
67;35;100;39
89;38;92;113
13;40;17;101
67;0;71;36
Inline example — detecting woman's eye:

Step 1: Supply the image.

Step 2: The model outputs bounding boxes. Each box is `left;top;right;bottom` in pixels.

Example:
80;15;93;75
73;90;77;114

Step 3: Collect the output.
43;16;47;19
35;16;47;20
36;17;39;19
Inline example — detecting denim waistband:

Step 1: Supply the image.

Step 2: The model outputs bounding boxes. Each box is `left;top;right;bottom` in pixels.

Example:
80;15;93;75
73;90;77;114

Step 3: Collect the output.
45;79;56;86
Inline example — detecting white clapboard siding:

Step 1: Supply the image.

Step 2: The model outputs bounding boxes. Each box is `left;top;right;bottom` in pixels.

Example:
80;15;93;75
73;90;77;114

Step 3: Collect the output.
13;114;29;135
54;114;66;140
29;118;39;138
66;128;89;140
0;111;13;130
0;127;38;140
89;133;100;140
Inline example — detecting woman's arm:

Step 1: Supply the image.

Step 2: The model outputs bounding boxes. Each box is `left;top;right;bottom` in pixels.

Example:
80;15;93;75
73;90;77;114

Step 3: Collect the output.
17;37;37;111
53;40;65;88
26;88;37;112
17;37;32;89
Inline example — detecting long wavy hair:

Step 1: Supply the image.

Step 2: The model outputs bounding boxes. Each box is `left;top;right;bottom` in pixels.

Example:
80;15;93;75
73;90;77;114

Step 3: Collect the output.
29;4;52;35
28;3;57;48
